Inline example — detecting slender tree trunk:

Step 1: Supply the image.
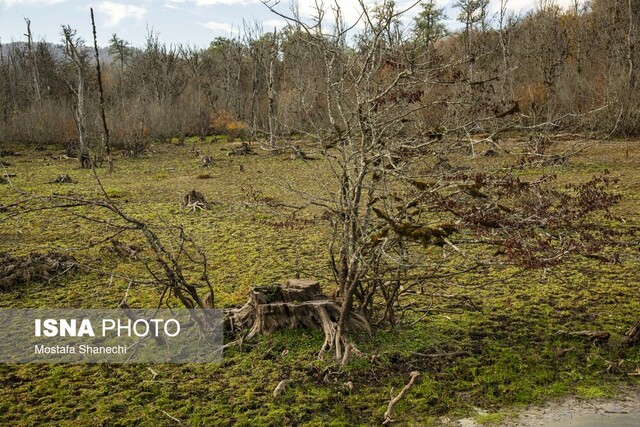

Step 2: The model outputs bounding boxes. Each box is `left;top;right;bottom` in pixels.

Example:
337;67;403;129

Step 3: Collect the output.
268;30;277;148
25;19;41;106
250;62;259;136
63;26;90;169
0;38;8;126
75;73;90;168
91;8;113;172
499;0;510;101
628;0;635;89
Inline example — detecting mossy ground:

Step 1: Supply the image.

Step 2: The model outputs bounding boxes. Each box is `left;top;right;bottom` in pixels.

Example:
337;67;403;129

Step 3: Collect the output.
0;137;638;426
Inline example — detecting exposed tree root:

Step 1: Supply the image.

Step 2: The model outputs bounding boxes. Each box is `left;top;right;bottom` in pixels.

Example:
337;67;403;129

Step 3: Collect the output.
182;190;214;212
228;279;370;358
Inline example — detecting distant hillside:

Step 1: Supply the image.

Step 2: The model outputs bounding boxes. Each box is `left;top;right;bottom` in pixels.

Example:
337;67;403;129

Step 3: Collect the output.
0;41;113;64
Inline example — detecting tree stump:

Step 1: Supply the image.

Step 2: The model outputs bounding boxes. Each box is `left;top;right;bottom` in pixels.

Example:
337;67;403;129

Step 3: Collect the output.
49;174;73;184
627;317;640;346
228;279;370;353
182;190;213;212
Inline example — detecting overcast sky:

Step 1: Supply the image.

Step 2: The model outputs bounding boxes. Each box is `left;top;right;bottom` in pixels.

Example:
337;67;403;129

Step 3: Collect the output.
0;0;578;49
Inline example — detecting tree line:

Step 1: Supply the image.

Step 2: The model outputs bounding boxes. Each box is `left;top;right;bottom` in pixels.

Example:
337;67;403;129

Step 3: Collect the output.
0;0;638;155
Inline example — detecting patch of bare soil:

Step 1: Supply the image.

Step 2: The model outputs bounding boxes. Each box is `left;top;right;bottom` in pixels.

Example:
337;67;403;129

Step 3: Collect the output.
457;384;640;426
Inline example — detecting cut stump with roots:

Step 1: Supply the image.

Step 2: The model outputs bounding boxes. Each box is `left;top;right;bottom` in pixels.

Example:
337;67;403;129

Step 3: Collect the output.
182;190;214;212
228;279;370;356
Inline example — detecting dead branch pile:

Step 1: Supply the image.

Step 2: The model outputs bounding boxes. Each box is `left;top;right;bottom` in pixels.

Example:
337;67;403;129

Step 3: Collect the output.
542;154;568;166
0;252;77;292
49;174;73;184
182;190;213;212
226;142;254;156
110;239;142;260
228;279;370;352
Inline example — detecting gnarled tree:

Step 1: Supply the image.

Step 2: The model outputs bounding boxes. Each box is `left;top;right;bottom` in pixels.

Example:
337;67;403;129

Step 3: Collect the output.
259;0;632;362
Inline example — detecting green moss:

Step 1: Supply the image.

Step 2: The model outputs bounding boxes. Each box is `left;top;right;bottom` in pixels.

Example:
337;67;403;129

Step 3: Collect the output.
0;139;638;425
576;385;613;399
475;412;506;425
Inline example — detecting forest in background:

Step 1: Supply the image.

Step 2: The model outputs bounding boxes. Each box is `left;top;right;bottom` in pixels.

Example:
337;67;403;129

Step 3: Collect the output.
0;0;639;154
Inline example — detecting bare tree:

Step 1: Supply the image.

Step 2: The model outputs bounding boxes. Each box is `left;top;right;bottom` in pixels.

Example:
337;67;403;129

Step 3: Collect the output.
256;0;629;363
24;18;42;106
62;25;91;169
91;8;113;172
267;28;278;148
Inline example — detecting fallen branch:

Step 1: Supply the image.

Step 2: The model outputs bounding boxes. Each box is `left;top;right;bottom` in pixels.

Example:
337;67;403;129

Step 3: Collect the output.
413;350;470;359
382;371;420;425
273;379;291;397
556;329;610;342
153;407;183;425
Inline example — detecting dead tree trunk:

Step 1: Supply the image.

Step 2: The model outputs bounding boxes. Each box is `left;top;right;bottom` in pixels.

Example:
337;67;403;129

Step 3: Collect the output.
25;18;41;106
91;8;113;173
62;26;91;169
268;29;277;149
